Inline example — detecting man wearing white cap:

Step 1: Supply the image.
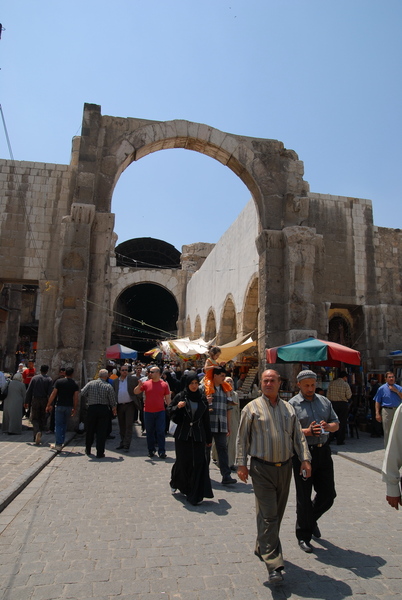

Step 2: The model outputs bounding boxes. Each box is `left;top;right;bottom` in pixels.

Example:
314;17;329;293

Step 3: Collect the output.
289;370;339;553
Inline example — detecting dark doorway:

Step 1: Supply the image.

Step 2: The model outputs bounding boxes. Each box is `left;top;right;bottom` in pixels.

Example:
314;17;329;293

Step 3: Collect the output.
112;283;178;357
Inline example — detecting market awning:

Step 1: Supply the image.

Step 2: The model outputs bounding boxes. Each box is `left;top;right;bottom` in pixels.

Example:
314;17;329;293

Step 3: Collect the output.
218;333;256;362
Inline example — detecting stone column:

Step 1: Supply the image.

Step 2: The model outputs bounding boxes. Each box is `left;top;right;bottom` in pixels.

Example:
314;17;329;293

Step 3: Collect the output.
84;212;116;379
256;226;326;374
255;229;285;372
1;285;22;372
49;202;95;383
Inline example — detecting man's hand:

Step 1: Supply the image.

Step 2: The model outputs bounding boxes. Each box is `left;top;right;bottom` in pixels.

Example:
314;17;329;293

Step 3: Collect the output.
376;413;382;422
237;466;248;483
386;495;402;510
112;407;117;417
309;421;321;437
300;460;312;479
45;405;53;413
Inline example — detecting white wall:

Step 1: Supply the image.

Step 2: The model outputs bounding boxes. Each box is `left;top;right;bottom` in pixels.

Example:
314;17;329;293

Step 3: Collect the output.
185;199;259;335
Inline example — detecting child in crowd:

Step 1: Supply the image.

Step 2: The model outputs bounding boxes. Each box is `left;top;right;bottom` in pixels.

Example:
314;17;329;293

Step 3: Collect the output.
203;346;232;406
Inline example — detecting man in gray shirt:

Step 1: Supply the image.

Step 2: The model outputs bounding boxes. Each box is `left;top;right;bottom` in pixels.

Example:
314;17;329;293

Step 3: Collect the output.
289;370;339;553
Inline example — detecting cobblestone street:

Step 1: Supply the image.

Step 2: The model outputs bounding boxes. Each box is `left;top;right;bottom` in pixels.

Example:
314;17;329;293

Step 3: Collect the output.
0;424;400;600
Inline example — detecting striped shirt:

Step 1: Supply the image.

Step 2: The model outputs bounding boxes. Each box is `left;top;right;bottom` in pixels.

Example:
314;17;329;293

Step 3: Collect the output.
236;395;311;466
81;378;116;408
209;385;229;433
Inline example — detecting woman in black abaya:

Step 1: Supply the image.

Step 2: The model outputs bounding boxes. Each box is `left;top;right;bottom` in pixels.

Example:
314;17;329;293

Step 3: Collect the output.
168;371;213;506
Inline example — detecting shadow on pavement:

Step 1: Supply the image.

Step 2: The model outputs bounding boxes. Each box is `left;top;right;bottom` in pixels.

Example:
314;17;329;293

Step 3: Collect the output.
263;561;353;598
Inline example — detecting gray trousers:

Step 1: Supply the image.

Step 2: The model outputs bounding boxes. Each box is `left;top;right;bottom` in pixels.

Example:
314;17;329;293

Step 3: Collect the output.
117;401;135;449
382;406;399;448
250;458;292;573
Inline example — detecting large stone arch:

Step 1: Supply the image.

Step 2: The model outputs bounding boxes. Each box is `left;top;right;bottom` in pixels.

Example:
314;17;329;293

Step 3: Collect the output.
30;103;313;377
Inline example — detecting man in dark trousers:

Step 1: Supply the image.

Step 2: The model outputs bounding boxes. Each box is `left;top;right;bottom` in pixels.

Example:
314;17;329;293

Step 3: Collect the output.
46;367;79;452
25;365;53;445
289;370;339;553
112;365;139;452
81;369;117;458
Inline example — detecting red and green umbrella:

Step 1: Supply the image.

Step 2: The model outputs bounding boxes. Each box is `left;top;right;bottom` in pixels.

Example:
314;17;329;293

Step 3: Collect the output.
266;337;361;367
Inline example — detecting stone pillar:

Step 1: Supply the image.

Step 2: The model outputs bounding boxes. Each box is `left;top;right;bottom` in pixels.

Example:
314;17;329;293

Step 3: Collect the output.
256;226;326;375
1;285;22;372
84;212;116;379
255;229;285;372
48;202;95;383
282;226;323;334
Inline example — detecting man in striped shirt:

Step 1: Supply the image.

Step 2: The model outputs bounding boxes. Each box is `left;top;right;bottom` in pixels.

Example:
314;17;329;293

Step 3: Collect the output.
236;369;311;585
81;369;117;458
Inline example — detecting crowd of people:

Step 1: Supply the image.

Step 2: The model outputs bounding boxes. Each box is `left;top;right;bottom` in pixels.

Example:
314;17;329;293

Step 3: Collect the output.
1;355;401;586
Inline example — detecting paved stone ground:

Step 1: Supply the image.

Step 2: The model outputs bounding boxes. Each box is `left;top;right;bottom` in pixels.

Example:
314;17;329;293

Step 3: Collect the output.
0;415;75;512
0;422;400;600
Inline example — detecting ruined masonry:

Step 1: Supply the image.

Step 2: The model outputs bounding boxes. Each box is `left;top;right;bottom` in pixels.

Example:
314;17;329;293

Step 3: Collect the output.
0;103;401;381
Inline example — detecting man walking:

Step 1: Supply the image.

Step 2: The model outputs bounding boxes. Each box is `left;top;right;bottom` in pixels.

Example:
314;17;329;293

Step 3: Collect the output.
134;366;170;458
46;367;79;451
112;365;139;452
326;371;352;445
81;369;117;458
236;369;311;584
382;403;402;510
25;365;53;445
206;367;237;486
375;371;402;447
289;370;339;553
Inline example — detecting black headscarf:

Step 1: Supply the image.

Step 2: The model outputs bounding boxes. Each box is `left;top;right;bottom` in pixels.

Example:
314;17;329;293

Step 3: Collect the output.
184;371;203;402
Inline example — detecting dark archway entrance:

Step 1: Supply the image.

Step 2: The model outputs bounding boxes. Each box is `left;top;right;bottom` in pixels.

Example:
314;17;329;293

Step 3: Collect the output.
112;283;179;357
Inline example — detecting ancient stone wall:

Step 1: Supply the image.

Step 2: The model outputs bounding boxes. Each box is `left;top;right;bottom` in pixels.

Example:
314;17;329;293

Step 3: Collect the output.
1;104;402;380
0;159;72;283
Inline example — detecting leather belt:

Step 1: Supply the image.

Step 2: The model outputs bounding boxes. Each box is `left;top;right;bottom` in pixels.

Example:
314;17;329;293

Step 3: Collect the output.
309;443;326;449
252;456;291;467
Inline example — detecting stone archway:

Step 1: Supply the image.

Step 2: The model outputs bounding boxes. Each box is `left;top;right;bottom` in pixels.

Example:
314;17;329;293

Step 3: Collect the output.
242;276;258;337
112;282;179;354
218;296;237;345
193;315;202;339
34;103;312;377
205;308;217;343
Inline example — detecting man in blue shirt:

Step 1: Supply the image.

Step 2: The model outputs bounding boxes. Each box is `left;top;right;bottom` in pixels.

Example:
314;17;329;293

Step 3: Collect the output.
375;371;402;448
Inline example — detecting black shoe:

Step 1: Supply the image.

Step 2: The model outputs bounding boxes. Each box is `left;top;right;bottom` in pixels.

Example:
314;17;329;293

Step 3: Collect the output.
85;449;92;456
116;444;124;450
96;453;105;458
159;453;167;459
124;447;130;452
268;569;284;584
148;451;155;458
298;540;313;553
222;477;237;485
107;435;115;440
312;524;321;538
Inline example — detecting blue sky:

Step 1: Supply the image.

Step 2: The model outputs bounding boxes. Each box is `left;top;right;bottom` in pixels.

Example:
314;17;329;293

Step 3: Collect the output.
1;1;401;251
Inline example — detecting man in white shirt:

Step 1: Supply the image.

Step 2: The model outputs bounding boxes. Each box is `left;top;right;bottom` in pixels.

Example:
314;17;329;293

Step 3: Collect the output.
382;404;402;510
